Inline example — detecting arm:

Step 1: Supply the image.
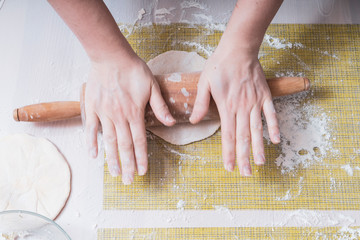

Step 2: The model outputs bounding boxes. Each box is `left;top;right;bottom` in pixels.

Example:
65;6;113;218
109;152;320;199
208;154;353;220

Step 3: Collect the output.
48;0;175;184
190;0;283;176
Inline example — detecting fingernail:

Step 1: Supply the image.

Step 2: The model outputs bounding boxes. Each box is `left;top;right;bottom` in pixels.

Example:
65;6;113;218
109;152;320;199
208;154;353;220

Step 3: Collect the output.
109;165;120;177
89;147;97;158
138;166;146;176
255;154;265;165
165;114;175;123
274;134;281;143
242;165;252;177
122;174;133;185
225;163;234;172
189;114;197;123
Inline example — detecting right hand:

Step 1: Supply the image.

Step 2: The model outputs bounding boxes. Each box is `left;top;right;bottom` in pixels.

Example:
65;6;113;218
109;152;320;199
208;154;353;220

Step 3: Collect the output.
84;53;175;185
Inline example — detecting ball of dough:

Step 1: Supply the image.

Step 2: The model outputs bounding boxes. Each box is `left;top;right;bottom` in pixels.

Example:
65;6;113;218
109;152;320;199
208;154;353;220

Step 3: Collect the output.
0;134;71;219
147;51;220;145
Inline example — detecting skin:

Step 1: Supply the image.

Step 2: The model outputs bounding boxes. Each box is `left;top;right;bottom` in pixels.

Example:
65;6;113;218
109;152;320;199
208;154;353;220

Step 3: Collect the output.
49;0;176;185
48;0;282;184
190;0;283;176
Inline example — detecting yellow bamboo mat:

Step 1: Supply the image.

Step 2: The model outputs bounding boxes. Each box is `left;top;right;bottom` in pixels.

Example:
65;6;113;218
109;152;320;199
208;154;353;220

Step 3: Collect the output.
98;227;360;239
103;24;360;211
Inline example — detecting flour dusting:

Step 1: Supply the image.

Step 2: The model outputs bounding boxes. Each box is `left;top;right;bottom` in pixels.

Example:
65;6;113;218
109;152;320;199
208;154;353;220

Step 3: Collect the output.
264;34;293;49
137;8;145;21
264;91;333;175
181;87;190;97
341;164;354;176
167;72;182;82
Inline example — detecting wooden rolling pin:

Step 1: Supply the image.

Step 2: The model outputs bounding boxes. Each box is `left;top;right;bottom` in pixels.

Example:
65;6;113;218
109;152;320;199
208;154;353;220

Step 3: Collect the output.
13;72;310;127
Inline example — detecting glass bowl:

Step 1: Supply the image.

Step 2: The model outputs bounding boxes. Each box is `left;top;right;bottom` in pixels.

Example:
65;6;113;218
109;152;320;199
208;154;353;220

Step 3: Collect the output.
0;210;70;240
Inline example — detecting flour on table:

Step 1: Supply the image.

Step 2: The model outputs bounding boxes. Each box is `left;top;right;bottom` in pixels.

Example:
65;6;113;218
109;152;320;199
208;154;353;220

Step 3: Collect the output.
147;51;220;145
0;134;71;220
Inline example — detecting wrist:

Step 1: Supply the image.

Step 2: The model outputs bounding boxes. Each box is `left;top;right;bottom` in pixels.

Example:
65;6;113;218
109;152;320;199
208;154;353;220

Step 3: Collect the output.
215;33;261;59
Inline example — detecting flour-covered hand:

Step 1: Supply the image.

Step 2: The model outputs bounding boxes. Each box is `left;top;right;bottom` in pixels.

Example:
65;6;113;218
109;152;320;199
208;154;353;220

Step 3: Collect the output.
85;55;175;184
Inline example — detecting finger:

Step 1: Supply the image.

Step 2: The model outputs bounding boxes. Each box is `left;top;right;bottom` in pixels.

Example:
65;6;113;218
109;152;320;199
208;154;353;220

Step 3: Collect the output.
250;106;265;165
85;110;99;159
189;78;211;124
101;117;121;177
263;98;280;144
236;112;252;177
114;118;136;185
218;107;236;172
129;117;148;176
149;80;176;126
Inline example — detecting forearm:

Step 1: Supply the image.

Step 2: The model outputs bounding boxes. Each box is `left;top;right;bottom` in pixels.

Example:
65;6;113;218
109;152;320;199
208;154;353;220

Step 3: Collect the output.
48;0;135;62
222;0;283;54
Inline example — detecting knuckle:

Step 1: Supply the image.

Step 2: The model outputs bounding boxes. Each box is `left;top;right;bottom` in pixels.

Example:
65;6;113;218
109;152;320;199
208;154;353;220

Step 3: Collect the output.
237;135;251;144
251;121;263;131
133;136;147;147
127;105;144;121
104;134;117;144
107;158;119;167
117;140;134;152
222;130;235;142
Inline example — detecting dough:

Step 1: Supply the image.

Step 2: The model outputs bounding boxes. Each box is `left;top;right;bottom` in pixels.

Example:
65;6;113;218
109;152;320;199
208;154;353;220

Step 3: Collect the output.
147;51;220;145
0;134;71;220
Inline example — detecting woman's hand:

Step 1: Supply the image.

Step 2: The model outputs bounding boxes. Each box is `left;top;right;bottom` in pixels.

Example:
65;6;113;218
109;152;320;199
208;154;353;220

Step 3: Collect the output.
190;44;280;176
190;0;283;176
85;55;175;184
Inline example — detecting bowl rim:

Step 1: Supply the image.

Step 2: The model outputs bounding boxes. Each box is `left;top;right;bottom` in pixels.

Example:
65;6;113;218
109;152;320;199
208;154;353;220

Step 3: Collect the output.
0;210;71;240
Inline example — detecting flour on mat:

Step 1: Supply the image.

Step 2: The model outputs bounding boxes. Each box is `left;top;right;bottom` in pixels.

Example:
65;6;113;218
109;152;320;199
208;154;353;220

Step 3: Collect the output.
214;205;234;220
264;34;293;49
137;8;145;20
263;91;333;175
276;176;304;201
180;1;206;10
177;199;186;210
341;164;354;176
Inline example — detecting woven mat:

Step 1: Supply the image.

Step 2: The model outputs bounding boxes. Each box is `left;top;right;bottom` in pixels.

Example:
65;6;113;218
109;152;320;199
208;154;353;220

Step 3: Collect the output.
102;24;360;212
98;227;359;239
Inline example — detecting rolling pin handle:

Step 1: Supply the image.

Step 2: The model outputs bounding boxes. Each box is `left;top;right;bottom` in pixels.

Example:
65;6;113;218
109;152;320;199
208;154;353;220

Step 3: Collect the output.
304;77;310;91
13;109;20;122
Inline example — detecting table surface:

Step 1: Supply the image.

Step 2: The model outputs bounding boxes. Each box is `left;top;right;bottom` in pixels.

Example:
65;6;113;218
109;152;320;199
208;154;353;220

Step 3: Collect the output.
0;0;360;239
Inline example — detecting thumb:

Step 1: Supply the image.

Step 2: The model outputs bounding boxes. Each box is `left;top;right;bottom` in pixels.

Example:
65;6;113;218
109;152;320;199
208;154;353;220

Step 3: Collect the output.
149;80;176;126
190;77;211;124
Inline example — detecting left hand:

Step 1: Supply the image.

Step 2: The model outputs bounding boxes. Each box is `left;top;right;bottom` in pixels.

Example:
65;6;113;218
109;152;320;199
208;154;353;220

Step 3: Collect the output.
190;43;280;176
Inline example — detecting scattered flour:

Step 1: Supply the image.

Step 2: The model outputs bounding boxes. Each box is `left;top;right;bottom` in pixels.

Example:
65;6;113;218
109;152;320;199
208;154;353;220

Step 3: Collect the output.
341;164;354;176
264;92;333;175
276;189;292;201
137;8;145;21
278;210;355;228
264;34;293;49
167;72;182;82
181;87;190;97
276;177;304;201
169;97;176;103
155;8;175;17
180;1;206;10
177;199;186;210
213;205;234;220
175;41;215;57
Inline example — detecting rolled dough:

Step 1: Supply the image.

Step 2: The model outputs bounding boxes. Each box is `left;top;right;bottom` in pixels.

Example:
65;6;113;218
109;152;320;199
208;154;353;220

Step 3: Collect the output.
0;134;71;220
147;51;220;145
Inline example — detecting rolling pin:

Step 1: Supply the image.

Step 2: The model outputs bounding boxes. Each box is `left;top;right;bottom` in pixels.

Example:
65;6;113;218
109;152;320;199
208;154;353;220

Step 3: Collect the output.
13;72;310;127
